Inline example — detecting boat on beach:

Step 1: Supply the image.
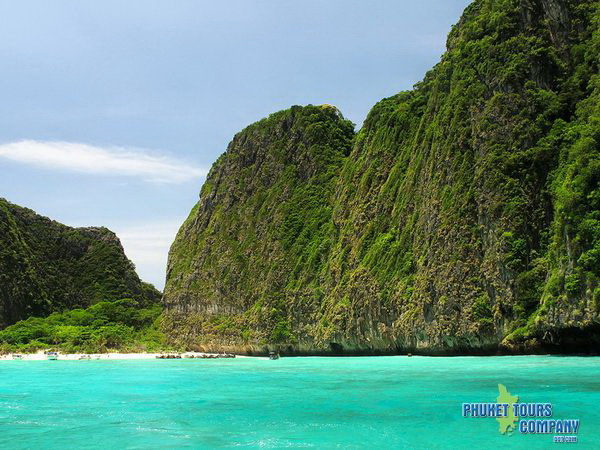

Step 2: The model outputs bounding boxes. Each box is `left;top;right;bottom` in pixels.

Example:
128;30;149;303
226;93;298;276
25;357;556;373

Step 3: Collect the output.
158;352;236;359
47;352;59;361
12;354;23;360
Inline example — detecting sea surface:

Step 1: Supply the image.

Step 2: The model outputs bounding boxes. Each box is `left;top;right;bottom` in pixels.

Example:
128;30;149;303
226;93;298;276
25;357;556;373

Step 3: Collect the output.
1;355;599;449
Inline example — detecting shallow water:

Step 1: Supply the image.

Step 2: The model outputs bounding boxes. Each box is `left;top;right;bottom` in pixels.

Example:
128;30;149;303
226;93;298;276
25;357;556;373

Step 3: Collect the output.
1;355;599;449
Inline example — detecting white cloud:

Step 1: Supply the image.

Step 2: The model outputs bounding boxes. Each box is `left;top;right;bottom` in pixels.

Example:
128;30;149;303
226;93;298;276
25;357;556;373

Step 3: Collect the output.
112;220;184;290
0;140;206;183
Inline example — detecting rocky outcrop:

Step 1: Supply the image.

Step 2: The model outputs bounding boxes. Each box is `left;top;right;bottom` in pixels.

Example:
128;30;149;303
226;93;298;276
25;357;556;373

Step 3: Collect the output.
163;105;355;352
164;0;599;355
0;198;160;328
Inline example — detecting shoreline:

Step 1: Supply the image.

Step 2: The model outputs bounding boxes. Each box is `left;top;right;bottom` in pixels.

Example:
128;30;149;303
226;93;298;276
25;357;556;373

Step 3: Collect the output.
1;351;598;361
0;351;253;361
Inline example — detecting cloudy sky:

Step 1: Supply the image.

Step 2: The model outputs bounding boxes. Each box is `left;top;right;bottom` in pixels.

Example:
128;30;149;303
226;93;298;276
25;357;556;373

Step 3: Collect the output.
0;0;470;289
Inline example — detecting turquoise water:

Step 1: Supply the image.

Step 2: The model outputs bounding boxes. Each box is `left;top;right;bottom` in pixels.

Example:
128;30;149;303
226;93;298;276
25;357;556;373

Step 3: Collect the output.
1;356;599;449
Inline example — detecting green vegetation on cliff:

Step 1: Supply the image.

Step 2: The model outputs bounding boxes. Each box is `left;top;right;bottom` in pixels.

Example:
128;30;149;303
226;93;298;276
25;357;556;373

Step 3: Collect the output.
317;0;600;352
165;0;600;355
0;198;160;329
164;105;354;351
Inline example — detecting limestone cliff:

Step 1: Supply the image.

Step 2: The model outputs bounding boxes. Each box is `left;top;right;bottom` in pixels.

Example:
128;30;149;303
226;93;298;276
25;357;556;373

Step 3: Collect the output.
0;198;160;328
164;0;599;355
163;105;355;350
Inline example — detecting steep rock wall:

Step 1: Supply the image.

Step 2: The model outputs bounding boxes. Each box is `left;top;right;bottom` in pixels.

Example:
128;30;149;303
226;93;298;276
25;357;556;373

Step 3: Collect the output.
164;0;599;355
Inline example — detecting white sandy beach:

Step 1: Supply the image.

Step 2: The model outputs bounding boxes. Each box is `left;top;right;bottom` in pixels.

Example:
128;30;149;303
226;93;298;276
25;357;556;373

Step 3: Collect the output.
0;351;251;361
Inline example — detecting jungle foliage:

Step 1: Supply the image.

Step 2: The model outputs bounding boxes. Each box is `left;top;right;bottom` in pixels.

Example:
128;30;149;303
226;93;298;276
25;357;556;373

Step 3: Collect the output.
0;299;168;354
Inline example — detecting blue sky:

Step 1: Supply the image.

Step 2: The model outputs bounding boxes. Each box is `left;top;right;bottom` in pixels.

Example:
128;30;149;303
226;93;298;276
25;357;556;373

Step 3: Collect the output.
0;0;471;289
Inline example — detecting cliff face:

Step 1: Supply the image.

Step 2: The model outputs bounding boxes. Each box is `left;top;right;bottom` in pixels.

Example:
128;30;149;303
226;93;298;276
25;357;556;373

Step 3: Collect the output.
0;198;160;328
163;105;355;349
164;0;600;355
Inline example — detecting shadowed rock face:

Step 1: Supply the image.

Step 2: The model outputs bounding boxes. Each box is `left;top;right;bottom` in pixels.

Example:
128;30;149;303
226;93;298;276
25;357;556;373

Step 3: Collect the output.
164;0;600;355
0;198;160;328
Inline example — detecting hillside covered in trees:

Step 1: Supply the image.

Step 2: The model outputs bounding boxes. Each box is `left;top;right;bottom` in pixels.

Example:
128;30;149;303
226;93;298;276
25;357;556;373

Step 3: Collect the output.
0;198;160;329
